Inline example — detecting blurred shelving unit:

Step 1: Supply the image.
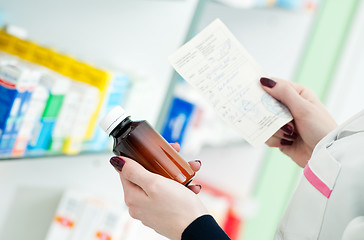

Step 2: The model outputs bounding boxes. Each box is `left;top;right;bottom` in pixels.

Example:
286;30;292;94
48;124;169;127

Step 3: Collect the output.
0;0;201;126
326;0;364;124
0;1;203;239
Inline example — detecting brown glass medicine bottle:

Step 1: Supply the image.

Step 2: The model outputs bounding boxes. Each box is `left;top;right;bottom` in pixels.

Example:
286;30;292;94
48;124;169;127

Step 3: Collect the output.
100;106;195;186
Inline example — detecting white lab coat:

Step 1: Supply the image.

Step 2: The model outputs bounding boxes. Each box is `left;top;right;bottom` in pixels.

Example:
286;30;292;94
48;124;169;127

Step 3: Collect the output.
275;110;364;240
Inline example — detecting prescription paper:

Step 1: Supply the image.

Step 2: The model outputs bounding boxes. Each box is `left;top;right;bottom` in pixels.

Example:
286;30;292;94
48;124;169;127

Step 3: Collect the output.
169;19;292;147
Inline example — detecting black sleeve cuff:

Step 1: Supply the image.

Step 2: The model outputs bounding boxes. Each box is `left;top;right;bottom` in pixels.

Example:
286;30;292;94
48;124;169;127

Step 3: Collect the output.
181;214;231;240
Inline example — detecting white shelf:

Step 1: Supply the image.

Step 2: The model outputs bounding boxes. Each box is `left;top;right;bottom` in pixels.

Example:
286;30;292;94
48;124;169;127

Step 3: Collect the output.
0;153;119;239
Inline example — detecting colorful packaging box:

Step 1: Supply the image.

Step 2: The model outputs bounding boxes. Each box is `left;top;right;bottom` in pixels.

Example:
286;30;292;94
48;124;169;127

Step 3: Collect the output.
90;206;126;240
57;61;111;154
161;96;196;146
26;72;70;155
0;30;113;157
83;73;130;152
44;190;86;240
45;190;127;240
47;80;84;154
0;62;39;156
12;84;49;157
58;81;100;155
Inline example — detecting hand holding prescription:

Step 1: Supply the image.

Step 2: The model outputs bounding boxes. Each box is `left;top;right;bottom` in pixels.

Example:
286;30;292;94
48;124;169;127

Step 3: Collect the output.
261;78;337;167
169;19;293;147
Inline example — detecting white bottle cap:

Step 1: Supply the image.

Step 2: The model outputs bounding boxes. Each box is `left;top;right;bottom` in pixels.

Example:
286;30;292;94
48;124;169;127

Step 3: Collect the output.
99;106;130;135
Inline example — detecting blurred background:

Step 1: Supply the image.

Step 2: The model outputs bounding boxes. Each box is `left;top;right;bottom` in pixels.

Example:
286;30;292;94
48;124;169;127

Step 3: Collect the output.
0;0;363;239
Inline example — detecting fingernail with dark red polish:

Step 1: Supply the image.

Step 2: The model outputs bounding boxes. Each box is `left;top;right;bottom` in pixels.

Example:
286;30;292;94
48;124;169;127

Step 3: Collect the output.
281;124;294;135
284;132;297;140
281;139;293;146
260;77;276;88
110;157;125;171
195;160;201;165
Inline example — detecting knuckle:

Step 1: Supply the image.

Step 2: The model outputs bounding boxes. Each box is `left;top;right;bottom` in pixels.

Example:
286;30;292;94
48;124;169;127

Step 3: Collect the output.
265;138;278;148
122;166;135;180
146;178;160;196
279;82;291;93
124;195;134;208
128;208;138;219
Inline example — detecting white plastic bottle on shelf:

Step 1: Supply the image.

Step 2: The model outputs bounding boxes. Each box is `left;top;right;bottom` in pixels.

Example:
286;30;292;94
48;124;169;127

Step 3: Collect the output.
26;71;70;156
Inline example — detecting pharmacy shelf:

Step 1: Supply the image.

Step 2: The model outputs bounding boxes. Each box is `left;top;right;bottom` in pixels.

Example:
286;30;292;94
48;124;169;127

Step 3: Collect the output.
0;0;202;238
0;0;200;127
0;152;118;239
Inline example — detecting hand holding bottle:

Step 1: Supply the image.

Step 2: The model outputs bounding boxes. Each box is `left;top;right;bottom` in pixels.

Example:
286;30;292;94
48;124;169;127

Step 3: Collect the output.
100;106;195;185
110;153;208;240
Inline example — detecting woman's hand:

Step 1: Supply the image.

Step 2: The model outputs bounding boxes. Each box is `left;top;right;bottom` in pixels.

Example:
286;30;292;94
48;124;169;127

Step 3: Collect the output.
169;142;203;194
110;156;209;240
261;77;337;167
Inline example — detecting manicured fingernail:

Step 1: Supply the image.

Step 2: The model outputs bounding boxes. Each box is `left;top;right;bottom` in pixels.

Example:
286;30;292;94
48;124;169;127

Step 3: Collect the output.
260;77;276;88
284;132;297;140
281;139;293;146
281;124;294;135
196;184;202;190
195;160;201;165
110;156;125;171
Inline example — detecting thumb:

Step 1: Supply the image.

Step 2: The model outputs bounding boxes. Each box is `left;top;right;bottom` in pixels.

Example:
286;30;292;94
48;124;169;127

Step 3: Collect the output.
260;77;307;117
110;156;155;190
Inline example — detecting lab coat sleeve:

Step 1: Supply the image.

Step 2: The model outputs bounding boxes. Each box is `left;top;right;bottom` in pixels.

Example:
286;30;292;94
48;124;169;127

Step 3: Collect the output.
275;110;364;240
342;217;364;240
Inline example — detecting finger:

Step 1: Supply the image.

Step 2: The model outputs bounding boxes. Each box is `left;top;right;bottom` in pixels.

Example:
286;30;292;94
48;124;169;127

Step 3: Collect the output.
114;156;156;192
120;173;149;205
276;123;298;139
187;184;202;194
265;135;282;148
283;132;298;141
280;122;295;135
188;160;201;172
170;142;181;152
260;77;308;117
266;135;294;148
287;80;322;105
280;139;294;146
272;128;293;138
109;157;149;206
